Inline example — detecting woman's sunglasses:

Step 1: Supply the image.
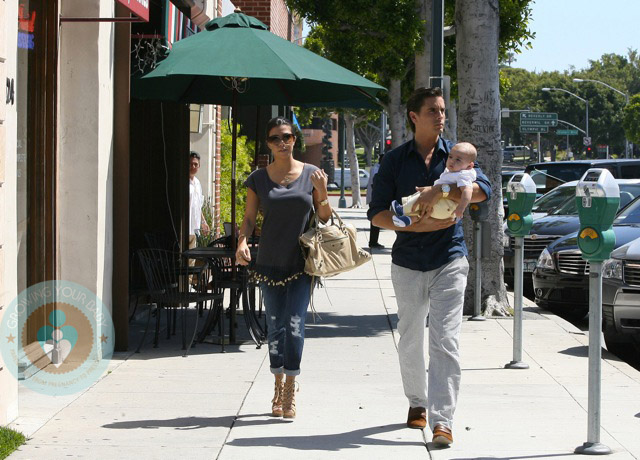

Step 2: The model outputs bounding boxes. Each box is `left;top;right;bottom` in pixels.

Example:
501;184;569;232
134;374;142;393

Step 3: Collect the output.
267;133;295;144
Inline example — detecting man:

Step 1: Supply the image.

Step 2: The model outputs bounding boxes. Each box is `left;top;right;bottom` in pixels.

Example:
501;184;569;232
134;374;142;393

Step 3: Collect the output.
189;151;209;251
366;152;384;249
367;87;491;446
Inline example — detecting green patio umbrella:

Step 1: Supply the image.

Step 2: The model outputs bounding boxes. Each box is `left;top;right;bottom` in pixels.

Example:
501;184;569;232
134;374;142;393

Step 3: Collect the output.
136;12;384;107
134;12;385;261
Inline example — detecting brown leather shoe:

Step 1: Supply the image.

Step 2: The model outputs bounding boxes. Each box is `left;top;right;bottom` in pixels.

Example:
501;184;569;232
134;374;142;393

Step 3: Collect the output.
406;407;427;429
432;423;453;446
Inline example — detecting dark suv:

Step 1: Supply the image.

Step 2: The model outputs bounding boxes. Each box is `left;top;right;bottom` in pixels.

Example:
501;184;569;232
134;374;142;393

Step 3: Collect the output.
524;159;640;195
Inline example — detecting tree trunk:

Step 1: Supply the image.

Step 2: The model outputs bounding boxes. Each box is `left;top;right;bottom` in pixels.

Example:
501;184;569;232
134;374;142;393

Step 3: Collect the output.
415;0;432;89
389;79;407;148
344;112;363;208
455;0;509;316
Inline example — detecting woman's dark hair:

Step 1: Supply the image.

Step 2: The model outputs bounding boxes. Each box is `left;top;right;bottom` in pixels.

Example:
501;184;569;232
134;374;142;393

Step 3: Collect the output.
266;116;294;136
406;87;443;133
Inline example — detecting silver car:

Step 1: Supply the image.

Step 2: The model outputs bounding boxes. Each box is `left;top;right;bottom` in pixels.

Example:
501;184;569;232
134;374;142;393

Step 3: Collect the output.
602;237;640;357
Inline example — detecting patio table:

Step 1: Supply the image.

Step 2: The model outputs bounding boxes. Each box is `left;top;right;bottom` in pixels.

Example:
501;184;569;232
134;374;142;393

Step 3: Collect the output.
183;246;264;348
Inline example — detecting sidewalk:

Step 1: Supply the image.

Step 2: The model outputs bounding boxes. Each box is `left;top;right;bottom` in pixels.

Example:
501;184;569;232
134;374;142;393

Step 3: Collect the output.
8;206;640;459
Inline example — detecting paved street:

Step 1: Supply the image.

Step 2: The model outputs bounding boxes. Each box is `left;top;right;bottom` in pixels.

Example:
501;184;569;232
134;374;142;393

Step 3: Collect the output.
8;204;640;459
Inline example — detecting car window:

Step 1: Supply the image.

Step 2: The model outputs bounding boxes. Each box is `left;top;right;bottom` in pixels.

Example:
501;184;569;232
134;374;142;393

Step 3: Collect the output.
531;186;574;214
615;196;640;224
550;183;640;216
525;164;592;192
619;184;640;209
620;164;640;179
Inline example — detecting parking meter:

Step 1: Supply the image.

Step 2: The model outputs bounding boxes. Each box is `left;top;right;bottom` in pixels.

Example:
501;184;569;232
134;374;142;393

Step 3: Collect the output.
469;202;489;322
576;169;619;262
574;168;619;455
506;173;536;236
504;173;536;371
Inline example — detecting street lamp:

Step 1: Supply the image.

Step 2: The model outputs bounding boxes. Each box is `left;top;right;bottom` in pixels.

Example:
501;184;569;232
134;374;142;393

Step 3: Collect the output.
541;87;589;142
574;78;631;158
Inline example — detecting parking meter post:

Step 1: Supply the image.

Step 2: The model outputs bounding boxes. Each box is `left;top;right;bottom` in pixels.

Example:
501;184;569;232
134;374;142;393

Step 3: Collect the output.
469;220;486;321
504;173;536;370
505;235;529;369
574;262;611;455
468;202;488;321
574;168;618;456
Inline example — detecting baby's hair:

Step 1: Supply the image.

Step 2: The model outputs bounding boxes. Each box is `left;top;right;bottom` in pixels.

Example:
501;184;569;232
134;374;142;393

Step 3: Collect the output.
452;142;477;163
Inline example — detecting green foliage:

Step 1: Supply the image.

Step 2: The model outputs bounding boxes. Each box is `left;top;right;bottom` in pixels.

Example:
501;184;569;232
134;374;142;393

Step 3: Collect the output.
220;123;254;234
623;94;640;145
501;50;639;155
0;426;26;459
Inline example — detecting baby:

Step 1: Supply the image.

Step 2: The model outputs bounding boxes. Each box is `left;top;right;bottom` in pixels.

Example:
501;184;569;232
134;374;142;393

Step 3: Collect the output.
391;142;477;227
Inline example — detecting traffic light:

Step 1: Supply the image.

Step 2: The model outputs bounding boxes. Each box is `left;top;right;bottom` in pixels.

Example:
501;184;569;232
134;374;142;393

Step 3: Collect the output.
385;139;392;151
587;146;592;157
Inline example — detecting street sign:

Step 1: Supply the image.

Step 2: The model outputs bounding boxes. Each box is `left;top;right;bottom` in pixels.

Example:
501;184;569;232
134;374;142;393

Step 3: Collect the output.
520;112;558;127
520;112;558;121
557;129;579;136
520;119;558;127
583;136;592;146
520;126;548;133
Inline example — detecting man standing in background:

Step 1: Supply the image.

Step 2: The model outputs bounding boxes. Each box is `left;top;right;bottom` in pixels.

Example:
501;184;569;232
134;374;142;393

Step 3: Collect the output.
189;151;209;251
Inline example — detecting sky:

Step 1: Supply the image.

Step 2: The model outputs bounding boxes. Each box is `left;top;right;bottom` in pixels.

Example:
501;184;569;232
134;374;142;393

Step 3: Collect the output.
511;0;640;73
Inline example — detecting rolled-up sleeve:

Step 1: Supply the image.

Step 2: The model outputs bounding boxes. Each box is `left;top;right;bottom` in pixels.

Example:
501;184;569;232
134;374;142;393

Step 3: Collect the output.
473;165;492;201
367;155;395;222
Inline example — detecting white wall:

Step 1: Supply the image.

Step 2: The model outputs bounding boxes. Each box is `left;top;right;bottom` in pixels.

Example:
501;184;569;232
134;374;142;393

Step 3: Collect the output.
0;0;20;424
58;0;114;346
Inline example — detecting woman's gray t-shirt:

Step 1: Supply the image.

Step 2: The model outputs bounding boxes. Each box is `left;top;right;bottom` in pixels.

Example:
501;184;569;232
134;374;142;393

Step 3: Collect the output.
245;163;318;283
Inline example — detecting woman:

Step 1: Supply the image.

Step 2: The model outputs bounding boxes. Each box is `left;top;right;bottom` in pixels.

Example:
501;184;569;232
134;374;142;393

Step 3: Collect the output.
236;116;331;419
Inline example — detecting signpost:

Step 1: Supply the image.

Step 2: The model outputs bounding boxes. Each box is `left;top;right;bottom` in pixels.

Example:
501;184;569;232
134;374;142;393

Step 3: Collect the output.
520;126;548;133
519;113;558;162
520;112;558;126
557;129;579;136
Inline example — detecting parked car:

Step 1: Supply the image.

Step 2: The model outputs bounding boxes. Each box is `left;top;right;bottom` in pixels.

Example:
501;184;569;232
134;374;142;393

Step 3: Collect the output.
331;168;369;189
503;179;640;291
524;159;640;196
532;194;640;317
602;237;640;357
503;145;530;162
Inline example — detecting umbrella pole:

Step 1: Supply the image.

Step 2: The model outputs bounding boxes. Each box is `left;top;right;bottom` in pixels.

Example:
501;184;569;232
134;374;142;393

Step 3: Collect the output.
230;87;238;344
231;88;238;262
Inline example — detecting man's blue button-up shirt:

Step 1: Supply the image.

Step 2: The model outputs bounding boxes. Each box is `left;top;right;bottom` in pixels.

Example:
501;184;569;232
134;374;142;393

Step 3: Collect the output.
367;137;492;272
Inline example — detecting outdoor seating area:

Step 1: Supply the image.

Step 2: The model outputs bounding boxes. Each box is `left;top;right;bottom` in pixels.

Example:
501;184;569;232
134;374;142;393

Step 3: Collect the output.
130;233;264;356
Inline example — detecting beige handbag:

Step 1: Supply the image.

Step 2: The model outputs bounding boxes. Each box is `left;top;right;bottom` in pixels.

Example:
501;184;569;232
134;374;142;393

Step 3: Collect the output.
299;210;372;278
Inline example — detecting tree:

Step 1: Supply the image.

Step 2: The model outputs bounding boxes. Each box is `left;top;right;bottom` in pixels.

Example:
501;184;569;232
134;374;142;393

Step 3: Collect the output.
355;120;382;167
286;0;423;149
456;0;509;315
623;94;640;145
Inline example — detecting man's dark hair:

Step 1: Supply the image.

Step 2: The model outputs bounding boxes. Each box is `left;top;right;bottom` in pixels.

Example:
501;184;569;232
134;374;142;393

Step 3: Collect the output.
266;116;293;136
406;87;444;133
190;151;201;161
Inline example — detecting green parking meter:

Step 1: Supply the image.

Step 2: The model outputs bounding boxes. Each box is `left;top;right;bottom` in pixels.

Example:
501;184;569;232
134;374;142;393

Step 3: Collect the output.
504;173;536;370
506;173;536;236
576;169;619;262
574;169;619;456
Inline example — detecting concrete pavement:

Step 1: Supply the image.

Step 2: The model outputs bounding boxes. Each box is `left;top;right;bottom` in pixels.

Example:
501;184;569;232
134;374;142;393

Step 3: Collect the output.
8;204;640;459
